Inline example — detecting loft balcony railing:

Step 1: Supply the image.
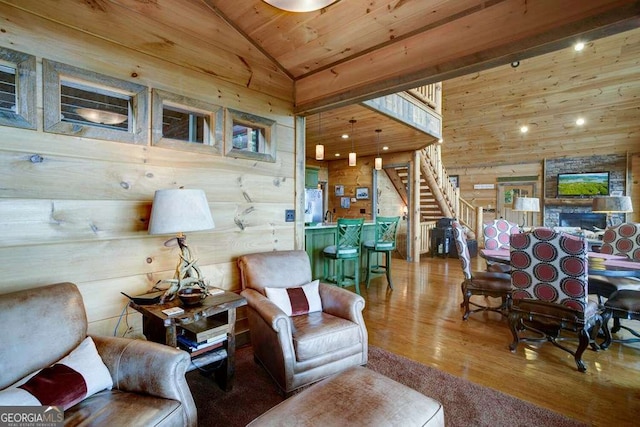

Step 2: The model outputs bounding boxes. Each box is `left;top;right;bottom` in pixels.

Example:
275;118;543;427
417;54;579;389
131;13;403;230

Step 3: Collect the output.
407;83;442;114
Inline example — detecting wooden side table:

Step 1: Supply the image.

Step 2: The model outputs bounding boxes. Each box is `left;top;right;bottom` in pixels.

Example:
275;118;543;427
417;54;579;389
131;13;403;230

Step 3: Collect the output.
129;291;246;391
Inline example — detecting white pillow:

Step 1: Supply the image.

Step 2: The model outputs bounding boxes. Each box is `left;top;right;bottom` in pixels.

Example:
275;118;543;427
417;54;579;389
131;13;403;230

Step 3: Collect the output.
0;337;113;410
265;280;322;316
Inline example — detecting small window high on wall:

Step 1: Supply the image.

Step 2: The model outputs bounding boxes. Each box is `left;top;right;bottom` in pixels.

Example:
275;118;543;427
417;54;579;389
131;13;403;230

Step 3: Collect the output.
151;89;223;154
60;80;131;131
0;47;36;130
0;65;17;113
43;59;148;144
225;108;276;162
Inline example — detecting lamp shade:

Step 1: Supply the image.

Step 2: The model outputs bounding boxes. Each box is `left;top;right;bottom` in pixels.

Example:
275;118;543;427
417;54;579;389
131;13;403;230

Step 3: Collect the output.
348;152;356;166
148;189;215;235
592;196;633;213
374;156;382;170
263;0;338;12
315;144;324;160
512;197;540;212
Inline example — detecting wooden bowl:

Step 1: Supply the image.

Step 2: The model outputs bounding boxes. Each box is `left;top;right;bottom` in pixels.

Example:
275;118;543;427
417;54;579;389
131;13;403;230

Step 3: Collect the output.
177;287;205;306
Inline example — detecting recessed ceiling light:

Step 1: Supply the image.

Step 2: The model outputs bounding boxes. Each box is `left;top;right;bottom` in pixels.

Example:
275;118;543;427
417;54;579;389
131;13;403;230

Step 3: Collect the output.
520;125;529;133
574;42;585;51
334;153;340;157
437;138;443;144
382;146;389;151
341;134;349;139
576;117;585;126
510;61;520;68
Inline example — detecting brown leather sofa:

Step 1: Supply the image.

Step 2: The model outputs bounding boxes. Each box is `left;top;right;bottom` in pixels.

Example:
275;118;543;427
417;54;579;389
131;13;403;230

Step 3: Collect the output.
237;250;368;396
0;282;197;426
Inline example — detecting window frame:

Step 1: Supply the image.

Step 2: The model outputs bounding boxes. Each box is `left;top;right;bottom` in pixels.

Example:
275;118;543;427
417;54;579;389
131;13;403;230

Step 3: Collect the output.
42;59;148;144
151;89;223;155
225;108;276;163
0;47;36;130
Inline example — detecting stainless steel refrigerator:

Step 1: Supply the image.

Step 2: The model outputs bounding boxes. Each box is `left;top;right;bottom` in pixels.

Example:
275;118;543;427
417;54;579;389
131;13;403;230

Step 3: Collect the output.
304;188;323;224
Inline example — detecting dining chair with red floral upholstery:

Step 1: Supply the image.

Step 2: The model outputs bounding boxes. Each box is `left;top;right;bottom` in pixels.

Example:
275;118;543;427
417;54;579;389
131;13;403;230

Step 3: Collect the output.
452;220;511;321
482;219;520;273
509;228;601;372
483;219;520;250
589;222;640;334
598;222;640;261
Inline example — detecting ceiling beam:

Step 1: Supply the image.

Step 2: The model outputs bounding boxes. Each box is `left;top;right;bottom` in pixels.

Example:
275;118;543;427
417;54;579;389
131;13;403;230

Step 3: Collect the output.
294;0;640;115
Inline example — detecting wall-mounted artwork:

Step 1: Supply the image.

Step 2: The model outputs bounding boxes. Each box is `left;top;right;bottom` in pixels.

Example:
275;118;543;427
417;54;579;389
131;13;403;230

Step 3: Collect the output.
340;197;350;209
335;185;344;196
449;175;459;188
356;187;369;199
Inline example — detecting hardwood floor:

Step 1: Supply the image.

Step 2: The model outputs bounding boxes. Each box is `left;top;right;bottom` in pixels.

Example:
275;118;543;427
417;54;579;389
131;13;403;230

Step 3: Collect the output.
358;254;639;426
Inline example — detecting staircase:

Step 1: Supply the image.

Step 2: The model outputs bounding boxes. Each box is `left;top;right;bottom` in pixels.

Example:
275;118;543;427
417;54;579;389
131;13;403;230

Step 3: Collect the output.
375;82;482;256
384;144;482;254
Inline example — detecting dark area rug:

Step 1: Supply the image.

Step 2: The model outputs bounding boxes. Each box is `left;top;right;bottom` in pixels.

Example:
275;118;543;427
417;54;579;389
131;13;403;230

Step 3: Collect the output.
187;345;586;426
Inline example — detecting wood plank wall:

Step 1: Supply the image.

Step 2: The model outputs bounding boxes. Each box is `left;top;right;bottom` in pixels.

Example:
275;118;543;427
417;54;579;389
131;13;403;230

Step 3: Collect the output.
327;156;376;220
448;162;543;222
0;3;296;338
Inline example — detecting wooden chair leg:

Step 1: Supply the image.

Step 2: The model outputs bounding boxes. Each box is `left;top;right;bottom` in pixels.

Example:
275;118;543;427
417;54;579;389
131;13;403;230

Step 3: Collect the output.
366;249;372;288
508;312;521;352
385;251;393;290
354;256;361;295
574;329;590;372
600;309;614;350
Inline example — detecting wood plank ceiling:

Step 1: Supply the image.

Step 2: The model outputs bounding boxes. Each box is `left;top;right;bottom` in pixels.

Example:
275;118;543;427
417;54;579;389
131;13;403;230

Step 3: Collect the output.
10;0;638;167
441;27;640;168
207;0;640;166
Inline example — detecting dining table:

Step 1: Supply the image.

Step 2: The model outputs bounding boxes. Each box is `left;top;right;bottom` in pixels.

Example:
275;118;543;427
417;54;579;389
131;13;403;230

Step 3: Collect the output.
479;248;640;279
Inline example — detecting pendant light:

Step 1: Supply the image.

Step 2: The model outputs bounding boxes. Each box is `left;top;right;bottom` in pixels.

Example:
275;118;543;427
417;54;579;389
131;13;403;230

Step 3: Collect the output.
374;129;382;170
348;119;357;167
315;112;324;160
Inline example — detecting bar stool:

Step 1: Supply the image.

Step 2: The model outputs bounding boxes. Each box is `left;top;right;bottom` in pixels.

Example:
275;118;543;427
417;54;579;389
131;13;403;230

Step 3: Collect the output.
363;216;400;290
322;218;364;295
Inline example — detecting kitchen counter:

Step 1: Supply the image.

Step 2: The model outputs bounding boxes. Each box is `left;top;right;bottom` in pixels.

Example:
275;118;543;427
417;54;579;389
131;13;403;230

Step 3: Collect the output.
305;222;375;280
305;221;375;229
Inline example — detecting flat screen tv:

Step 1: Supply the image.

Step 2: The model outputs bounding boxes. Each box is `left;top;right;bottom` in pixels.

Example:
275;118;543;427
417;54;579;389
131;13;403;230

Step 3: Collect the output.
557;171;610;197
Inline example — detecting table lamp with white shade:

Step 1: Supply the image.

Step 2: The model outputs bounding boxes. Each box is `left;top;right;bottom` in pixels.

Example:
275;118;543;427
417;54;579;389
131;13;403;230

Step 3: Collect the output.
591;196;633;227
148;188;215;303
512;196;540;229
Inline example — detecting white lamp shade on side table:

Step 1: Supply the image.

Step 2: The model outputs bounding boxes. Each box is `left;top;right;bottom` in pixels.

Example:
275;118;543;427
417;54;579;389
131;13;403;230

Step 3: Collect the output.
592;196;633;213
512;197;540;212
148;189;215;235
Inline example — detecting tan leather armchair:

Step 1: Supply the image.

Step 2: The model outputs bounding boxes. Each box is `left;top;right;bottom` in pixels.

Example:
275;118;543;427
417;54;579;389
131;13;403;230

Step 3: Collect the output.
0;282;197;427
237;250;368;395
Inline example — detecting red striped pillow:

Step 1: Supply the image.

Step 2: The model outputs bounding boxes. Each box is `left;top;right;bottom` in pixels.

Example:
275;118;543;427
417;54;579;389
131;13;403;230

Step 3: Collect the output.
265;280;322;316
0;337;113;410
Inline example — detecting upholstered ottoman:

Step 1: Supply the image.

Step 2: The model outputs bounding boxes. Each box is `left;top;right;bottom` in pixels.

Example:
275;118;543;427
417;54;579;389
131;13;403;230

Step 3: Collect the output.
248;366;444;426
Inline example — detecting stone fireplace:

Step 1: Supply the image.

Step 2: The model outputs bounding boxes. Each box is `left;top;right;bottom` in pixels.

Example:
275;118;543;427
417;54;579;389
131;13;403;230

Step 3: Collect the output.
543;153;627;230
558;212;607;231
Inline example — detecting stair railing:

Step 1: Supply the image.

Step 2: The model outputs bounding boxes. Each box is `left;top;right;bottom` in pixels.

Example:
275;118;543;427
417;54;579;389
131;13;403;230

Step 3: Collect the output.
419;145;483;241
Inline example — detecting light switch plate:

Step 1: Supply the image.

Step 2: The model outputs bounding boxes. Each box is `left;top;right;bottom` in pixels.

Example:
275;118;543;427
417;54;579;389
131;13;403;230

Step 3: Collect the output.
285;209;295;222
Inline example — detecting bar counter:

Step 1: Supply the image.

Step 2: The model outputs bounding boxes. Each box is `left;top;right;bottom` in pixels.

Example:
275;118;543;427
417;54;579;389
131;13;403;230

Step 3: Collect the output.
305;222;375;280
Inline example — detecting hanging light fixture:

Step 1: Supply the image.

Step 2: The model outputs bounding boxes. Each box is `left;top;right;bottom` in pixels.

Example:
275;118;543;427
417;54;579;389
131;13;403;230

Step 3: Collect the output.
374;129;383;170
348;119;357;167
263;0;339;12
315;112;324;160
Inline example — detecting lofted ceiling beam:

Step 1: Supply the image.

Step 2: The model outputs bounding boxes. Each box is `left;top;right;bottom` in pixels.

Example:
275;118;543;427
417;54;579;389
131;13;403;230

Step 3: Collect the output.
294;0;640;115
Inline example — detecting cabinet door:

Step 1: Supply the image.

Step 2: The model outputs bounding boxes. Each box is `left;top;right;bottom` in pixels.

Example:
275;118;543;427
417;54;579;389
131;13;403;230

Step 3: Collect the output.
305;168;319;188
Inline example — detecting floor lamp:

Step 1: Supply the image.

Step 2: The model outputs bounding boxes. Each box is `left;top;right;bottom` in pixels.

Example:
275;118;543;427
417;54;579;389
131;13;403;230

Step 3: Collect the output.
591;196;633;227
148;188;215;302
512;196;540;230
